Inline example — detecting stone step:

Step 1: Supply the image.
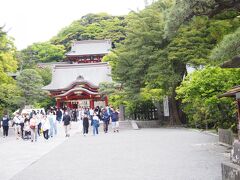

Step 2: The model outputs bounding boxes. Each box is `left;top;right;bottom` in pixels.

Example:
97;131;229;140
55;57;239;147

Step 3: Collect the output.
118;121;133;130
131;121;140;130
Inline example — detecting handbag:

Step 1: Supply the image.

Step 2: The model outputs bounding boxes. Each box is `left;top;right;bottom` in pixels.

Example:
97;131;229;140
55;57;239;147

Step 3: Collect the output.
30;125;35;129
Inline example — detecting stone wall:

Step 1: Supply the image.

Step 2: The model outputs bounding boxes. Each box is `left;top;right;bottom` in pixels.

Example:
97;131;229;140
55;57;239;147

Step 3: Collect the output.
135;120;161;128
222;162;240;180
218;128;234;146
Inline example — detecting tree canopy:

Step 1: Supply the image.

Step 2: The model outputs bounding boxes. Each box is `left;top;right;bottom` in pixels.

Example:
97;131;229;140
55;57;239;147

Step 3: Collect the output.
16;69;44;107
176;67;240;130
104;0;240;125
50;13;126;50
19;42;65;69
0;27;21;115
210;26;240;63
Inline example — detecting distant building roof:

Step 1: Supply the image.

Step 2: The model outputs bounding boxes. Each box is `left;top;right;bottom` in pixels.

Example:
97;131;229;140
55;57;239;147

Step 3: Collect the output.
42;62;112;91
66;40;112;56
37;62;69;68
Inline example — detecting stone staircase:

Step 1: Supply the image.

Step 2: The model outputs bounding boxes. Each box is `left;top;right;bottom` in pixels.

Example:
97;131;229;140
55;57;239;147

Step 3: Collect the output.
119;120;136;130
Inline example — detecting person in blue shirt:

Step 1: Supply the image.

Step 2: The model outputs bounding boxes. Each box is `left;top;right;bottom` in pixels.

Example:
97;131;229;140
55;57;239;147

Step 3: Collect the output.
1;113;10;138
102;108;110;133
110;108;119;132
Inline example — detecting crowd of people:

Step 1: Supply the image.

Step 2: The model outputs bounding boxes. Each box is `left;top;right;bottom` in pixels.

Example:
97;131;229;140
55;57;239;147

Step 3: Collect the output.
0;106;120;141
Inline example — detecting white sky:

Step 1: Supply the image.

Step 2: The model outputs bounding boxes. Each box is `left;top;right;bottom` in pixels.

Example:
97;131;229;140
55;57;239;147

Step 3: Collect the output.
0;0;146;50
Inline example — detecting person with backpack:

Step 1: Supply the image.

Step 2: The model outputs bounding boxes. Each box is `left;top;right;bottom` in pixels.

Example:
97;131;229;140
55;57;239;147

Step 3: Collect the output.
1;113;10;138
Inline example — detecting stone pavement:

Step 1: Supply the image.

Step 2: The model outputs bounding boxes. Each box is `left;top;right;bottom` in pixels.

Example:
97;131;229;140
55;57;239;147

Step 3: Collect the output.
5;128;229;180
0;121;82;180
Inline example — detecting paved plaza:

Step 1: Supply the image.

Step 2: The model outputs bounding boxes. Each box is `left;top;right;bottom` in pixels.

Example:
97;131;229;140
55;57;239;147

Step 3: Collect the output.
0;125;229;180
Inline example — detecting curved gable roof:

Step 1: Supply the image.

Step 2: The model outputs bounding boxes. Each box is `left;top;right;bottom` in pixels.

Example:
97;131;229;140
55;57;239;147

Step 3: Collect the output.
43;62;112;91
66;40;112;56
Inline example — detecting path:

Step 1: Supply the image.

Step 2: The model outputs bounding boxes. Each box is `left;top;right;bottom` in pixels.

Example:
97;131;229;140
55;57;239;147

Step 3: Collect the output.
0;122;82;180
7;128;229;180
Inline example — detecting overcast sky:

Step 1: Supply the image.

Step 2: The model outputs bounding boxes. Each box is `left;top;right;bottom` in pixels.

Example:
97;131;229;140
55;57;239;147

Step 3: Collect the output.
0;0;146;50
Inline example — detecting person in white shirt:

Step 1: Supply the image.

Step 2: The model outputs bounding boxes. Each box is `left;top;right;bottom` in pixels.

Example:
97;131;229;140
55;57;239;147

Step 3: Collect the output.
89;108;94;121
92;113;100;136
13;112;21;140
42;115;50;140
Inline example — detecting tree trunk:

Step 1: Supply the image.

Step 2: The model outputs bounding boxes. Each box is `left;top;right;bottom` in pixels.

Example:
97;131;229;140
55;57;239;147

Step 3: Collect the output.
169;92;182;125
169;62;187;125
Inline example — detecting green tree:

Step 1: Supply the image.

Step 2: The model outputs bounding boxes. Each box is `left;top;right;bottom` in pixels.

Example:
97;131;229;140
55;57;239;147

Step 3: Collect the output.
210;26;240;63
34;67;55;109
35;67;52;86
20;42;65;68
164;0;240;39
50;13;126;50
0;27;20;115
176;67;240;130
16;69;44;107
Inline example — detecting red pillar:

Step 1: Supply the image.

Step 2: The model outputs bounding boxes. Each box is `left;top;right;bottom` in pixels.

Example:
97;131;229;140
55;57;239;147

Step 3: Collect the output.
56;99;60;109
105;96;108;107
90;99;94;109
67;102;71;109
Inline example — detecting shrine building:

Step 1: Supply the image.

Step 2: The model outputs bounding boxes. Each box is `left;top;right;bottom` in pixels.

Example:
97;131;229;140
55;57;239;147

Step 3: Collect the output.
42;40;112;109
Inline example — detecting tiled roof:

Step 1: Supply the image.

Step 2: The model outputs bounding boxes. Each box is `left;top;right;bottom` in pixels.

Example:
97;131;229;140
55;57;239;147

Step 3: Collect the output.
42;62;112;91
66;40;112;56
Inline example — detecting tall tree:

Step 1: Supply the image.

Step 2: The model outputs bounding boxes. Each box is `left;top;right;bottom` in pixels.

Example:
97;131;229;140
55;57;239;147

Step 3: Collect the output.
16;69;44;107
50;13;126;50
20;42;65;69
164;0;240;39
210;26;240;63
107;0;240;124
0;27;20;115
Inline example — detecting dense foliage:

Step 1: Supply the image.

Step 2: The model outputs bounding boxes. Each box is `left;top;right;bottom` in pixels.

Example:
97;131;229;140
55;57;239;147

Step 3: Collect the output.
16;69;44;108
50;13;126;50
0;27;22;115
211;26;240;63
19;42;65;69
176;67;240;130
